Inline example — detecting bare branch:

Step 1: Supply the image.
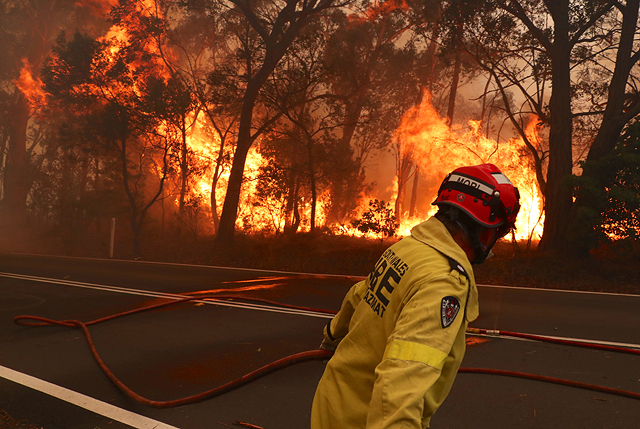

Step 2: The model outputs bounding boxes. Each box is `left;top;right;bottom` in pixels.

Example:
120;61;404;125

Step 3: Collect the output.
502;0;553;52
569;0;617;46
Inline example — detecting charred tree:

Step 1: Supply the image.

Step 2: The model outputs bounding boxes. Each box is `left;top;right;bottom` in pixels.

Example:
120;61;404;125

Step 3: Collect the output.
2;93;30;225
409;166;419;217
323;3;421;226
215;0;341;244
536;1;574;253
456;0;640;255
0;1;110;231
445;27;463;126
570;0;640;255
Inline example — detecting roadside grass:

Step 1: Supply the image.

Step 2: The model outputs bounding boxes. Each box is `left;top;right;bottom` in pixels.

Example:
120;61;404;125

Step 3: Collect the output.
6;225;640;295
136;230;640;295
475;241;640;294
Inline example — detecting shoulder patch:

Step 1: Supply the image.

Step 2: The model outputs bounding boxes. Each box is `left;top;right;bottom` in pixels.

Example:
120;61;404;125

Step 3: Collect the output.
441;296;461;328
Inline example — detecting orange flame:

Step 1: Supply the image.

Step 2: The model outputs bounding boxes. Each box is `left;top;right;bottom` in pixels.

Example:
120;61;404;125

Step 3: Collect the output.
15;59;47;114
365;0;409;20
390;93;544;241
180;92;544;242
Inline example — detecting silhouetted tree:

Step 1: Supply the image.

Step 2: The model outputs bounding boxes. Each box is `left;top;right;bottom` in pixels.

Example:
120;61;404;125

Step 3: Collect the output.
456;0;640;255
322;4;422;223
0;0;110;228
574;120;640;248
42;29;179;257
214;0;348;244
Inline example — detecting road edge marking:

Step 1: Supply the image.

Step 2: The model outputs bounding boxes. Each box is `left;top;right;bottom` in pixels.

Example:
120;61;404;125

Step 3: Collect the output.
2;252;639;297
0;364;178;429
0;272;334;319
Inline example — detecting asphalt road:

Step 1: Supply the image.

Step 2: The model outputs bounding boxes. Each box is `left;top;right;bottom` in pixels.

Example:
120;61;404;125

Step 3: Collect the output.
0;253;639;429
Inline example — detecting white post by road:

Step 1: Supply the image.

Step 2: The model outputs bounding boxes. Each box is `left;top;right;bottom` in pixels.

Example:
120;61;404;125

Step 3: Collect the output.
110;218;116;258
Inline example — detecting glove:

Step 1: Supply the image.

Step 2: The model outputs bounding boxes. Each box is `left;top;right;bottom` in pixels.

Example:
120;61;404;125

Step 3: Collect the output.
319;338;337;352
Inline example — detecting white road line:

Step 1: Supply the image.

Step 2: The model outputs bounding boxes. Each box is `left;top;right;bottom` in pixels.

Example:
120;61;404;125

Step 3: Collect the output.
533;333;640;349
0;365;178;429
3;272;638;348
477;283;640;298
0;272;333;319
6;251;639;297
469;331;640;350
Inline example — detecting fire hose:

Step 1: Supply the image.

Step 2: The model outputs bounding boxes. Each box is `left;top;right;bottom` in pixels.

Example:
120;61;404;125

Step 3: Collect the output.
13;294;640;408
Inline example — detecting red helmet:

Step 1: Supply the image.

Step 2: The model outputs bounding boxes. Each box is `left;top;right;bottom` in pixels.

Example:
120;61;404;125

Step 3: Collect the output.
433;164;520;236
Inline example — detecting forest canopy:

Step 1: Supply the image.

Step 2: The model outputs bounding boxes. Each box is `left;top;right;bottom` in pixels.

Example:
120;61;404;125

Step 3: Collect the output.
1;0;639;258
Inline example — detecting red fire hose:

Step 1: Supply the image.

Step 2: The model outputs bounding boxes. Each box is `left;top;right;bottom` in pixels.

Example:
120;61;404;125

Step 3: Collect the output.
13;294;640;408
466;327;640;356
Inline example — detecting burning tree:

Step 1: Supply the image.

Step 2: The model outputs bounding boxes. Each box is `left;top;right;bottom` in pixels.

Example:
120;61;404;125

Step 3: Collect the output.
352;198;398;239
322;2;424;225
41;15;190;256
452;0;640;255
3;0;638;260
0;0;111;231
213;0;350;244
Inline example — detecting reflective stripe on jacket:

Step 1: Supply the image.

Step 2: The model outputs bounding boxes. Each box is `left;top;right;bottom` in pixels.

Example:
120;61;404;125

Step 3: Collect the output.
311;216;479;428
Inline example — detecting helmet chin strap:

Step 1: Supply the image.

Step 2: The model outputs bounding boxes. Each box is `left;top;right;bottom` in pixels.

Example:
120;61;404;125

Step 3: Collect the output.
455;220;497;265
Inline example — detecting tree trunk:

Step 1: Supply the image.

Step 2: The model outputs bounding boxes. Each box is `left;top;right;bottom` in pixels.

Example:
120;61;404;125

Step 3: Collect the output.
569;0;640;256
178;117;189;216
284;168;296;233
215;87;257;244
307;141;317;232
395;151;413;222
216;52;290;243
292;179;301;233
119;134;141;258
580;0;639;162
210;132;227;234
538;2;574;254
409;166;419;217
414;0;440;97
0;121;8;195
445;46;462;126
341;101;363;147
2;92;31;226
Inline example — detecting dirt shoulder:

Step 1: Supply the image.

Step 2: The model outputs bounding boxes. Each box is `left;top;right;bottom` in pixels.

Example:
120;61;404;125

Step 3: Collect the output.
474;242;640;295
7;228;638;295
135;233;640;296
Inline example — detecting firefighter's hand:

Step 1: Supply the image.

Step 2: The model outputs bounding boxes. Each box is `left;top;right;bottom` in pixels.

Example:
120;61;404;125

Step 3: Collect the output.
319;339;337;352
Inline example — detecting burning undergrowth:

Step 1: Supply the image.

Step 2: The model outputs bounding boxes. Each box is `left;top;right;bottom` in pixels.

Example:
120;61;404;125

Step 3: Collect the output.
26;0;546;245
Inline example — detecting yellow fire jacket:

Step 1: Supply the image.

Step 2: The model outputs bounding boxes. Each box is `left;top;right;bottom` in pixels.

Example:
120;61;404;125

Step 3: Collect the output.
311;216;479;428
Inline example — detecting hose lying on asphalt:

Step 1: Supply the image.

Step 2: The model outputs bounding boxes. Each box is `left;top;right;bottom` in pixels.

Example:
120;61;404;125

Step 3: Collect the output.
466;327;640;356
458;367;640;400
14;294;640;407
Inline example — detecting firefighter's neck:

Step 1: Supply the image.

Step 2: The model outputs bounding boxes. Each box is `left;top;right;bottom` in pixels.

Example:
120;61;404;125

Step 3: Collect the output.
451;230;477;263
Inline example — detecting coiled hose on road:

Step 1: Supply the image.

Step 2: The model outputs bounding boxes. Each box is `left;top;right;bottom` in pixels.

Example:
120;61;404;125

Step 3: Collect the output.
14;294;640;407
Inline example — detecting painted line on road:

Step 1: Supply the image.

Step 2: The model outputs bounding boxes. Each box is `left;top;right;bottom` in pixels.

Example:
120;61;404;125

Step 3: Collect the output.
0;272;333;319
1;252;366;280
470;330;640;350
0;365;178;429
3;272;639;349
477;283;640;298
4;252;640;297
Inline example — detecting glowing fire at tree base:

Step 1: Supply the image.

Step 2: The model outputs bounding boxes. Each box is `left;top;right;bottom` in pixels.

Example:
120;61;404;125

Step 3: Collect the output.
179;94;544;242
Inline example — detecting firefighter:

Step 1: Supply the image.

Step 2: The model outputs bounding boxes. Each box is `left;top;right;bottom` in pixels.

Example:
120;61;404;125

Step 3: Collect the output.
311;163;520;428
